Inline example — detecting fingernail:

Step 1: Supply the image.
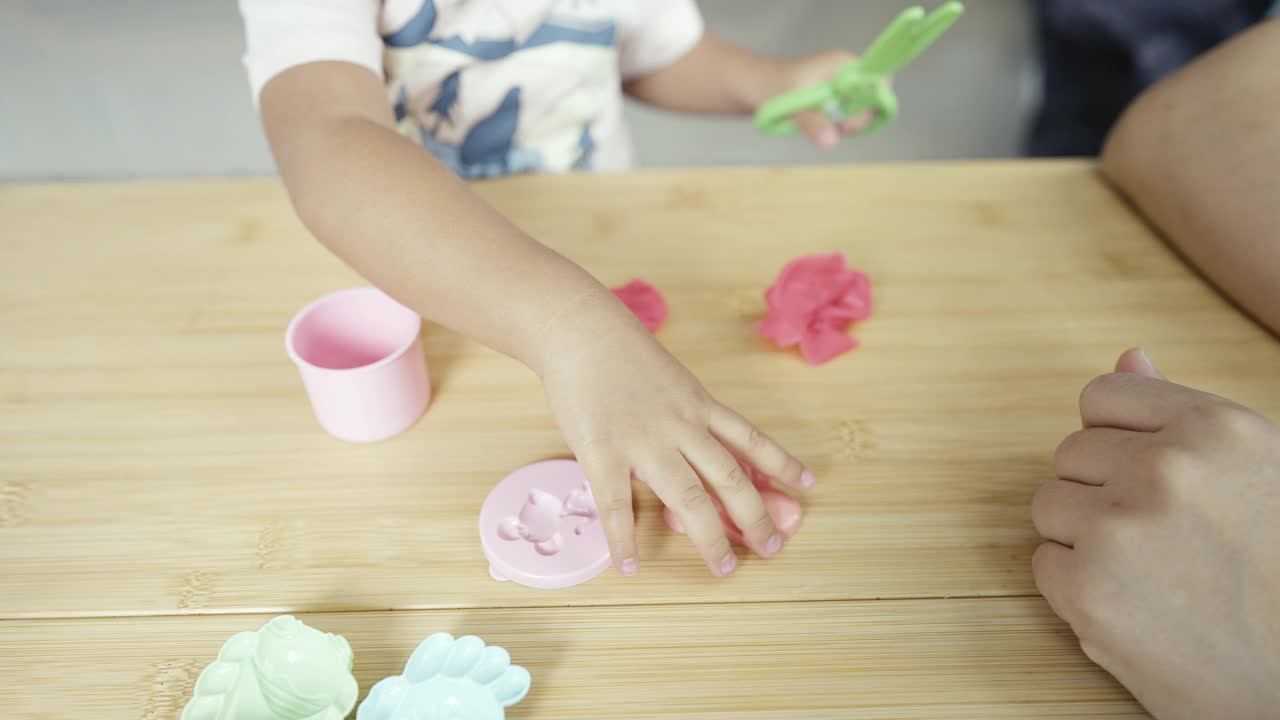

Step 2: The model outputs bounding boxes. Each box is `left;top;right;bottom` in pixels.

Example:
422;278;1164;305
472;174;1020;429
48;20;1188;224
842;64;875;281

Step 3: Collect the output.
1135;347;1163;378
764;534;783;556
799;469;816;490
620;558;639;577
718;553;737;577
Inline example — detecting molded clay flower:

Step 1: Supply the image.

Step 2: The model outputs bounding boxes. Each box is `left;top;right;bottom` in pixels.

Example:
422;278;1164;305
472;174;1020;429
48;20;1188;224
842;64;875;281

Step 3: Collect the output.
758;252;872;365
612;279;669;333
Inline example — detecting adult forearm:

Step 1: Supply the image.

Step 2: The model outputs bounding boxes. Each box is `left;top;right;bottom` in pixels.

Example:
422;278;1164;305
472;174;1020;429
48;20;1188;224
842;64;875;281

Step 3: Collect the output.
1101;20;1280;334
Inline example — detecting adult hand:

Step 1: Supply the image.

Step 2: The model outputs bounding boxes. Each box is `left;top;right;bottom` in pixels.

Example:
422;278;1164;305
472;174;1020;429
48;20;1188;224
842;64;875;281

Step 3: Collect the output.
1033;348;1280;719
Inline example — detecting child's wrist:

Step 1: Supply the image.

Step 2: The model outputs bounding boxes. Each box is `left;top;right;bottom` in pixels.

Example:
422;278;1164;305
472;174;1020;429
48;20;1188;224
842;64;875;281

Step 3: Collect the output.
515;279;635;378
737;58;794;112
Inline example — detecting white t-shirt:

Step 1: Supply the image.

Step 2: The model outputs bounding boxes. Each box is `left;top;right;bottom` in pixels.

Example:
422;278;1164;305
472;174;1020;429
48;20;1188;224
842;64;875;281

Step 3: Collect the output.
239;0;704;177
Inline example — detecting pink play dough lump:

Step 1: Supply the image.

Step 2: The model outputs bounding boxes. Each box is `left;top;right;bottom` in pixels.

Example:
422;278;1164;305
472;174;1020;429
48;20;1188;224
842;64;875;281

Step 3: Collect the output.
758;252;872;365
612;279;669;333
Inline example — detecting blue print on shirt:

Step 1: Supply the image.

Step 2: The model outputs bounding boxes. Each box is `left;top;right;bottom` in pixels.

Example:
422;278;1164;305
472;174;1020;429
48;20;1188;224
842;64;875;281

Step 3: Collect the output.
393;86;409;123
417;129;544;179
522;21;616;50
460;87;521;165
382;1;617;58
383;1;613;176
433;36;518;60
428;70;461;127
382;0;437;47
405;84;543;178
572;123;595;171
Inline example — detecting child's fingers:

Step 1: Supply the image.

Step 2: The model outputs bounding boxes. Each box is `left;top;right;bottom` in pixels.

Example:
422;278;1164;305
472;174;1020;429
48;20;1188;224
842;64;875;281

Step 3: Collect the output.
663;486;805;543
839;110;876;135
641;455;738;577
790;109;840;149
709;404;814;493
578;452;639;576
682;436;782;558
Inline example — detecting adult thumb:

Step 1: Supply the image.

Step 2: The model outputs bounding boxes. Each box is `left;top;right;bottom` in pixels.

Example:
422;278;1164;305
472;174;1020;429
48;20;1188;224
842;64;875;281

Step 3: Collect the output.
1115;347;1164;380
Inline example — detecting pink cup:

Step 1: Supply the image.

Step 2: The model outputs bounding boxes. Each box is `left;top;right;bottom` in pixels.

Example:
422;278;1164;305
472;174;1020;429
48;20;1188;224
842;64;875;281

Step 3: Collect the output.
285;287;431;443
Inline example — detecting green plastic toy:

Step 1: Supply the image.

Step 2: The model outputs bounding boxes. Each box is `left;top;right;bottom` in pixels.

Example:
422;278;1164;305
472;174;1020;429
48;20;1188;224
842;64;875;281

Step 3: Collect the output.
754;2;964;137
180;616;359;720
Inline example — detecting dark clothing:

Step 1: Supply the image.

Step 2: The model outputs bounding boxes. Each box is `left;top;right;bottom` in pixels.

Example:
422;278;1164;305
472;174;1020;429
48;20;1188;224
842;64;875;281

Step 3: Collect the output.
1029;0;1275;157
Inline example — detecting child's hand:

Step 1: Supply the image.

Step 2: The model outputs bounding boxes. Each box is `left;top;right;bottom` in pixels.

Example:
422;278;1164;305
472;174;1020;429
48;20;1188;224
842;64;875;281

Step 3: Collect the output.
1033;348;1280;719
775;50;877;150
535;294;815;578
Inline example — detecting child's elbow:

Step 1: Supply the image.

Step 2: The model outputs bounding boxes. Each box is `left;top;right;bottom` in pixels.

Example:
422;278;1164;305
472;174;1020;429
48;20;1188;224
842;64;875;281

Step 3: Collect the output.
284;178;343;248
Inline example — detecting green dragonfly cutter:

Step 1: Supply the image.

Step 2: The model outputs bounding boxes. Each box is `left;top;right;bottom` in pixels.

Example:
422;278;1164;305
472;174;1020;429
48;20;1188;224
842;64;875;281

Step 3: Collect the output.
754;1;964;137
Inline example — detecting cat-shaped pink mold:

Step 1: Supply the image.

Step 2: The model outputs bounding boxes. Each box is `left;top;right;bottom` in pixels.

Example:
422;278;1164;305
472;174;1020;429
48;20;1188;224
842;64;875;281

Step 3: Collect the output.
479;460;612;589
497;484;597;556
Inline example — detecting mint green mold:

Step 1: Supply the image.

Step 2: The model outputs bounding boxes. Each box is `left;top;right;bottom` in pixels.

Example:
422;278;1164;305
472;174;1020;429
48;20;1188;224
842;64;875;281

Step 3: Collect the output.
357;633;531;720
181;615;359;720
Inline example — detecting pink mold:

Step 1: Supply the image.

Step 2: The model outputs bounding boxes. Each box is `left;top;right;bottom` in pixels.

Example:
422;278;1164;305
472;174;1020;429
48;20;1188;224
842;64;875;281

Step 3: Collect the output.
480;460;611;589
496;485;597;556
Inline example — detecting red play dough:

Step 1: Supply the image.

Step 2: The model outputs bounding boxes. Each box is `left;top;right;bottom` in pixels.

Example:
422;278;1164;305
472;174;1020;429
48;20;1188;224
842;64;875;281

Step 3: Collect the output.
758;252;872;364
612;279;669;333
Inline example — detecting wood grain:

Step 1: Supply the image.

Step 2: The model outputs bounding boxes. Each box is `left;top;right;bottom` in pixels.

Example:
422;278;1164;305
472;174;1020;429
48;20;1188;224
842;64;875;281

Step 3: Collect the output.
1;162;1277;618
6;162;1260;718
0;597;1146;719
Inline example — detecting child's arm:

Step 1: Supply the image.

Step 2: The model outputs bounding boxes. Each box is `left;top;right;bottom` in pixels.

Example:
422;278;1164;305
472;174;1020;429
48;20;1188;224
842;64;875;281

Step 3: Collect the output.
260;62;596;371
624;33;872;149
258;61;812;577
1100;19;1280;334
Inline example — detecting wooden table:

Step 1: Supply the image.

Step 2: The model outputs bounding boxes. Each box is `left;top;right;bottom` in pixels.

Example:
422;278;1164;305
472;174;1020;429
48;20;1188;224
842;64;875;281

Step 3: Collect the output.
2;162;1277;718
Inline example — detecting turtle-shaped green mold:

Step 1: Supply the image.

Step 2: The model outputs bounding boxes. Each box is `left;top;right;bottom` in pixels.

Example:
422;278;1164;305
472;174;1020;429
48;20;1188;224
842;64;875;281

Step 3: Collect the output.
181;615;359;720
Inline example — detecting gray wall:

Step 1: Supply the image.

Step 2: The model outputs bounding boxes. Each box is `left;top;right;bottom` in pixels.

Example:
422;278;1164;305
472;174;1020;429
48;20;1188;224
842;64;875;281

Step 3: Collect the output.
0;0;1035;180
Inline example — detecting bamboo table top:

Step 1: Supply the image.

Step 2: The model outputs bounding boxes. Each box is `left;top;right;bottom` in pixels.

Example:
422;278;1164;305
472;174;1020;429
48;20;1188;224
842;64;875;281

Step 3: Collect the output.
3;161;1276;717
